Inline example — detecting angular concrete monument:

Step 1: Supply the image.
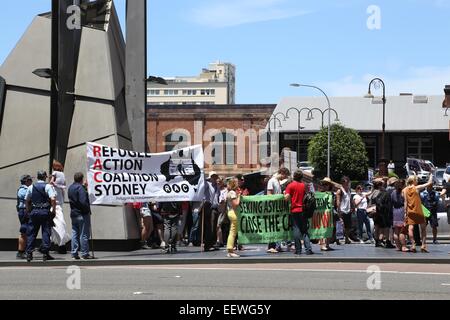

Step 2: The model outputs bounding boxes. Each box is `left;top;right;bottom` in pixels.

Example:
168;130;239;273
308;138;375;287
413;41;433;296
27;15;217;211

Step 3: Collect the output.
0;0;146;250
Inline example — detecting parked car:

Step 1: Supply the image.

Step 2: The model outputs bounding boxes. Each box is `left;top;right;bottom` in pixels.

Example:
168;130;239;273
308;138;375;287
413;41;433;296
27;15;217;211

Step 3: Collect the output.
404;158;434;184
298;161;314;173
435;168;446;187
426;198;450;239
443;165;450;184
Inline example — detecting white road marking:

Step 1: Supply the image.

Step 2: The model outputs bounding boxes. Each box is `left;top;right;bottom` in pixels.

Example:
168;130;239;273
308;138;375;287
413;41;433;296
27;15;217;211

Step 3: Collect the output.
1;265;450;276
70;265;450;276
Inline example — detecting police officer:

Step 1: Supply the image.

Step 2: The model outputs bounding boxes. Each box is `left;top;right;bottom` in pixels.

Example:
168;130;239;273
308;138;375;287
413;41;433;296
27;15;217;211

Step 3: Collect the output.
16;174;33;259
25;170;57;262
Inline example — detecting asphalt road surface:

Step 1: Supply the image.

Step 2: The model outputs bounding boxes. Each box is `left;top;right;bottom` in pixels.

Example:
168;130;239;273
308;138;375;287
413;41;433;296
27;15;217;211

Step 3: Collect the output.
1;263;449;300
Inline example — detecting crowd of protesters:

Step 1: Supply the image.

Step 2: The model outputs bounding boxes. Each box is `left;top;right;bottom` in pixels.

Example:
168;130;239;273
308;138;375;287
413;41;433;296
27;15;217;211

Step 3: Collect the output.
15;163;450;260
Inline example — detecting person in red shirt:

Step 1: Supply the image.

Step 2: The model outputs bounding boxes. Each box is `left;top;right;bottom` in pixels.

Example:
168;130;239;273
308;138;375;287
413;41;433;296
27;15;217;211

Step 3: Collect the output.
284;170;314;255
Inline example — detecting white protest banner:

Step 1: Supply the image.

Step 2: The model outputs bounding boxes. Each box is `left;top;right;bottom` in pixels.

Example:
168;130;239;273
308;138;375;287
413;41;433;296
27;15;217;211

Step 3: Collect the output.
87;143;205;205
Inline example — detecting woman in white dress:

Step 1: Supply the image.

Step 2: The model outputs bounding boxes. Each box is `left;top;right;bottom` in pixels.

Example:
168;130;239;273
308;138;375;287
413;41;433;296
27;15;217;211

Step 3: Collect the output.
50;161;71;253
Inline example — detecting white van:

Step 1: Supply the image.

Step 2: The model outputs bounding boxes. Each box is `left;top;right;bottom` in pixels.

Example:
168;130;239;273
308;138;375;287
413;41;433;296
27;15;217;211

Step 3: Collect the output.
404;158;434;183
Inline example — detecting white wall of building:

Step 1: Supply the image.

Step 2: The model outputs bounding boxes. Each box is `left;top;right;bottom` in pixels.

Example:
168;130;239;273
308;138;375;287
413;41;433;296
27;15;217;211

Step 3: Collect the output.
147;61;236;105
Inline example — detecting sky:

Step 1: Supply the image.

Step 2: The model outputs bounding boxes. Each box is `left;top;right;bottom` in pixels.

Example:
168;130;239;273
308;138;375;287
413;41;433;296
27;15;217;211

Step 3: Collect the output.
0;0;449;104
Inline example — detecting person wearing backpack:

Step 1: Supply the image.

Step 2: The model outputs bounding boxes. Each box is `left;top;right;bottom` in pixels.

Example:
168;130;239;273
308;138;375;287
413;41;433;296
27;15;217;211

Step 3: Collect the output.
284;170;313;255
369;178;395;248
16;175;33;259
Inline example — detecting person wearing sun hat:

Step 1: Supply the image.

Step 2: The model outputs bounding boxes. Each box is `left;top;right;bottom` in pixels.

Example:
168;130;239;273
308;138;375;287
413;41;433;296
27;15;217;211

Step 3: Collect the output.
319;177;340;249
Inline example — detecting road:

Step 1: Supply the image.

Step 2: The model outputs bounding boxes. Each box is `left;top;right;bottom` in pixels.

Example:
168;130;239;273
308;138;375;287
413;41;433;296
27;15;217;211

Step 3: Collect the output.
1;263;449;300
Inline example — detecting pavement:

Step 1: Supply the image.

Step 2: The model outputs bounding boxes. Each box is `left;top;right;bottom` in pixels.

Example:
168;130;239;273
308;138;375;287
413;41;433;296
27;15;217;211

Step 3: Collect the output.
1;241;450;267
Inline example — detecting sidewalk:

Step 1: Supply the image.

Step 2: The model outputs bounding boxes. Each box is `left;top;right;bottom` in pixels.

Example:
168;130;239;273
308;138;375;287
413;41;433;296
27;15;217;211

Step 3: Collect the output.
1;242;449;267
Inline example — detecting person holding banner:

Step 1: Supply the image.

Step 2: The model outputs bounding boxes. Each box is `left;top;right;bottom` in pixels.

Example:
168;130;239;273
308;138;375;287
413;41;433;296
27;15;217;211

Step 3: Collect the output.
319;178;338;251
284;170;314;255
226;178;241;258
159;202;182;253
266;168;290;253
134;202;153;250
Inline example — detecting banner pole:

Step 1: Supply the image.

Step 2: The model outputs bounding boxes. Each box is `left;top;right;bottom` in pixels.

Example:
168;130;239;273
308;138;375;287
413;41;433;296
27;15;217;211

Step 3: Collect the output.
90;215;95;259
200;205;205;253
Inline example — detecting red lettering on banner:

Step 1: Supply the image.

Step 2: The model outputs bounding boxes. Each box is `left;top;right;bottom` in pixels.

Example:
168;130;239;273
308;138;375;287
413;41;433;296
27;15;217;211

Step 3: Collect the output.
94;172;103;183
93;159;103;170
93;146;101;157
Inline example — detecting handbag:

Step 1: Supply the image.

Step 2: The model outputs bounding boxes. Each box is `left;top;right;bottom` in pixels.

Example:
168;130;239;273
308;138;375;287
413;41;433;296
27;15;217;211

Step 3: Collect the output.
366;205;376;217
421;204;431;218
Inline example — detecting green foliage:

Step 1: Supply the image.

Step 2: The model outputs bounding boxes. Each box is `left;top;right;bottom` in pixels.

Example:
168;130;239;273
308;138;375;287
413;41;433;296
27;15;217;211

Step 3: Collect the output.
308;124;369;181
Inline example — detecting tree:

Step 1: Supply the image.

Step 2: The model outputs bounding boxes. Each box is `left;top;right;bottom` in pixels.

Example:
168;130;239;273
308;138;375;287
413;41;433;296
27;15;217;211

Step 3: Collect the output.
308;124;368;181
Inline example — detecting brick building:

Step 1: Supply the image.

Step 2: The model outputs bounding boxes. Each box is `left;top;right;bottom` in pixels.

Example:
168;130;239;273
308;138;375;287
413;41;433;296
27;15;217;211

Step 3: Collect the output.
147;104;276;177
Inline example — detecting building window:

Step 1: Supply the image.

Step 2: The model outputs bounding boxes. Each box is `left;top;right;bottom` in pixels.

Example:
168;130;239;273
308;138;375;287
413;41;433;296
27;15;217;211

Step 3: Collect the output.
148;90;160;96
211;132;235;165
407;137;433;160
259;132;270;160
165;132;189;152
163;90;179;96
200;89;215;96
182;90;197;96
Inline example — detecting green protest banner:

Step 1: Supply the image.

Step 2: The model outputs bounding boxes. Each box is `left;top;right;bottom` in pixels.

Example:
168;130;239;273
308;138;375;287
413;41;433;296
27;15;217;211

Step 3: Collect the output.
308;192;334;240
237;192;334;244
238;195;292;244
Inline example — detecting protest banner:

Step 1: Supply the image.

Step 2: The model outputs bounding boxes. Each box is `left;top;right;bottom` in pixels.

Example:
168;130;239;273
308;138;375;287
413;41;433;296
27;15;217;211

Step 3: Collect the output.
308;192;334;240
86;143;205;205
237;192;334;244
238;195;292;244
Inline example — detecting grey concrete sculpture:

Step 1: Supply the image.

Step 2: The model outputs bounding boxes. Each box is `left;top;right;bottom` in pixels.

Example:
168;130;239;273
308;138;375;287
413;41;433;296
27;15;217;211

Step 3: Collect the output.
0;0;145;249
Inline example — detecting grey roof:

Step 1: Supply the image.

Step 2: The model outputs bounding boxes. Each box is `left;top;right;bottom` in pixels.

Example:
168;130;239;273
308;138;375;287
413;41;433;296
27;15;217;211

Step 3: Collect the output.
272;95;448;132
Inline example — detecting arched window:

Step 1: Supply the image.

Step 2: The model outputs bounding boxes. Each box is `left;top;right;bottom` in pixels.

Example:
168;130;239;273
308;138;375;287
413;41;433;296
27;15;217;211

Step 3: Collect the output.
211;132;235;165
259;131;271;161
164;131;189;152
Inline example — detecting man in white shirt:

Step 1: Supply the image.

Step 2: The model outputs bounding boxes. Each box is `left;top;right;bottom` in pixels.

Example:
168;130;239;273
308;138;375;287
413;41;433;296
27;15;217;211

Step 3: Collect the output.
266;168;290;253
387;160;395;175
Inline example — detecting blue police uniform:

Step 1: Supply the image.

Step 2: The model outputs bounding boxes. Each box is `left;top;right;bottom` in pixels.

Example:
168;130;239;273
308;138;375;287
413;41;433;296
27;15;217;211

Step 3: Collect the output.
16;184;29;234
25;181;55;256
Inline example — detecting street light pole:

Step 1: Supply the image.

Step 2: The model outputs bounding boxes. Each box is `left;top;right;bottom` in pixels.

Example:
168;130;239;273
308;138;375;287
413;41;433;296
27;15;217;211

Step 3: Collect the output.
307;107;340;128
366;78;387;176
285;107;309;163
267;115;284;161
290;84;332;178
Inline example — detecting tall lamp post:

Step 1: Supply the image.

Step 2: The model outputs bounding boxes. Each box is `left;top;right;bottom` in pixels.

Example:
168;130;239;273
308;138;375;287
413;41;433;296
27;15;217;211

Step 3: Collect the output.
285;107;309;163
307;107;340;127
290;83;332;178
365;78;387;176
